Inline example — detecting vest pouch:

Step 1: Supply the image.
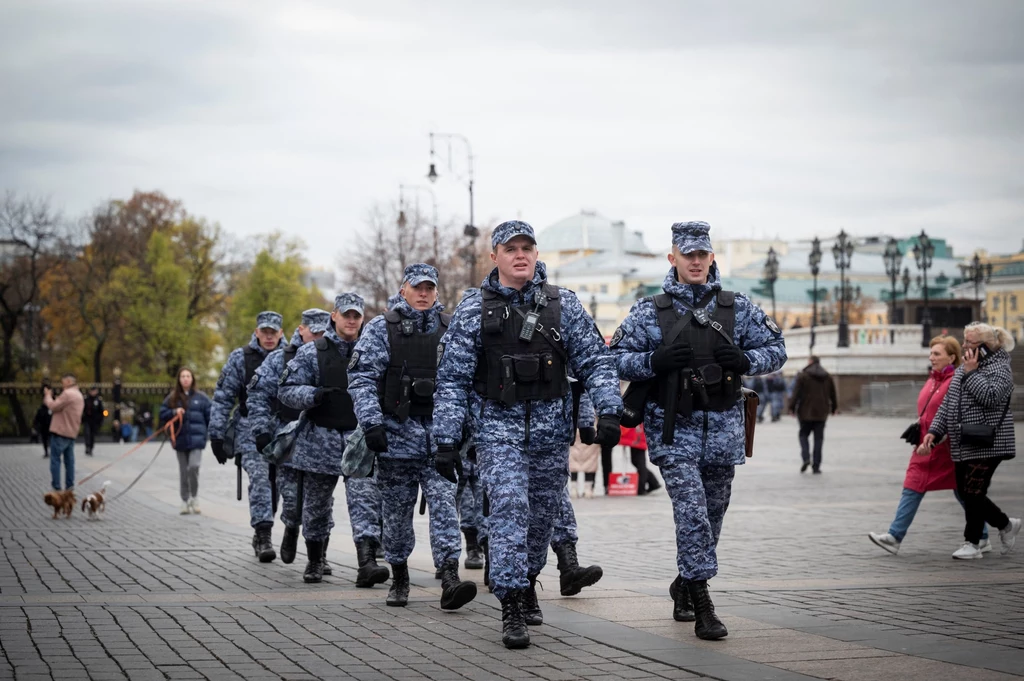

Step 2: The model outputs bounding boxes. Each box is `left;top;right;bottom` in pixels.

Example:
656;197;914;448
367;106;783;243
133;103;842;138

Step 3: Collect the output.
540;353;554;383
513;355;541;383
412;378;435;399
698;363;723;396
482;310;505;334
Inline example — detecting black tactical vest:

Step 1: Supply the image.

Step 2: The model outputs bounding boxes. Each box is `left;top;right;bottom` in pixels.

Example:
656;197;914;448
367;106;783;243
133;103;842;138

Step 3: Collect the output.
238;346;266;418
379;311;450;422
306;337;358;431
653;290;742;412
274;344;302;423
473;283;569;405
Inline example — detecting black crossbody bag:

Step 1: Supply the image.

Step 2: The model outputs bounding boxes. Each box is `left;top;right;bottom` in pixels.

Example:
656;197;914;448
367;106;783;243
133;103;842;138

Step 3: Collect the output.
957;381;1012;449
900;385;941;446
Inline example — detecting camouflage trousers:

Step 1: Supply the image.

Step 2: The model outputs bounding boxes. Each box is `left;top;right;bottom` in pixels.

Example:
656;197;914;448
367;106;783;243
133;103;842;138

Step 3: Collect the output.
344;474;383;544
277;465;302;530
376;457;461;567
299;471;339;542
660;461;735;581
456;455;486;540
477;444;569;600
241;452;277;528
551;486;578;546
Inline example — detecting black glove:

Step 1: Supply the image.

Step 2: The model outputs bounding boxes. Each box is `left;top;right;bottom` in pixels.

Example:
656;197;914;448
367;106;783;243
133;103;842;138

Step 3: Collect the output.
363;424;389;453
313;387;338;406
578;427;597;445
594;414;621;447
435;444;462;484
255;433;272;454
210;439;227;465
714;344;751;374
650;344;694;374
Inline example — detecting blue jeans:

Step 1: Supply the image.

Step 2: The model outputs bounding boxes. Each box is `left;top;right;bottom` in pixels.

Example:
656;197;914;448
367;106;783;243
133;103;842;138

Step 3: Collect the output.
888;487;988;542
49;435;75;490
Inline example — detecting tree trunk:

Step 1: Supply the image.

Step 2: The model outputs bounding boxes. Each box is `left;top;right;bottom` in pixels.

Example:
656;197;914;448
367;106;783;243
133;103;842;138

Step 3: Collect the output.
93;340;105;384
8;394;29;437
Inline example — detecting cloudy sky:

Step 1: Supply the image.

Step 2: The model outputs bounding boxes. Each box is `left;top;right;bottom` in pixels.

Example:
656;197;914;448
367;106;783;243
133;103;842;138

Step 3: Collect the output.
2;0;1022;270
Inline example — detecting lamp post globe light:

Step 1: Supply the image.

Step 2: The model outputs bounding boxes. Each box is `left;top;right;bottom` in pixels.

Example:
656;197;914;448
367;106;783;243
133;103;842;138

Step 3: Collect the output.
428;132;478;287
832;230;854;348
912;230;935;347
883;238;903;343
808;238;822;350
763;247;779;320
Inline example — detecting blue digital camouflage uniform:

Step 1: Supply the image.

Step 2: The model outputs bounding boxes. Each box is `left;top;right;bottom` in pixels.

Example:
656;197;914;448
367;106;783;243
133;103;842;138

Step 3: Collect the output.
347;290;461;568
611;223;786;582
433;252;622;601
210;329;285;528
457;438;485;541
551;389;597;546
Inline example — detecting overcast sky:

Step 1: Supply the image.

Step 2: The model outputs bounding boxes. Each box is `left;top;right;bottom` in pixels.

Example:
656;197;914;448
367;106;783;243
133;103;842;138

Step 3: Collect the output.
2;0;1022;271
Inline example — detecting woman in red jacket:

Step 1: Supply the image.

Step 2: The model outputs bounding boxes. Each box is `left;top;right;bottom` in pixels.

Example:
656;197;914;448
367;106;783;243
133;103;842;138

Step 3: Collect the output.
619;425;662;495
868;336;989;554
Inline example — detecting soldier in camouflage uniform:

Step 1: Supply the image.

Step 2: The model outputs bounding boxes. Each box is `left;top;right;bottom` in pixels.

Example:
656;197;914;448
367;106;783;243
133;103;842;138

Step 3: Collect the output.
611;221;786;640
210;311;286;562
348;264;477;611
433;221;622;649
247;309;330;567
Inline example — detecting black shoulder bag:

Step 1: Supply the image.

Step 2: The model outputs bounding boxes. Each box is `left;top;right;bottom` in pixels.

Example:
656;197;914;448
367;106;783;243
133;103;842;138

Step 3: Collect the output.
900;384;941;446
957;379;1013;449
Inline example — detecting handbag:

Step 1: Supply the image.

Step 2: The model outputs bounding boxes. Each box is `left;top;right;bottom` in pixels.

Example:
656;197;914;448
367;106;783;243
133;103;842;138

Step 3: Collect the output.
958;384;1012;449
901;382;943;446
340;426;376;478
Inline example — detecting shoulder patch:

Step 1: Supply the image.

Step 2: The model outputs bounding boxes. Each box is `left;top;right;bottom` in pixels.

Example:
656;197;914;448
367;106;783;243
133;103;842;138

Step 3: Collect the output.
610;326;625;347
765;316;781;334
246;373;260;391
348;350;360;371
436;342;445;366
278;367;290;385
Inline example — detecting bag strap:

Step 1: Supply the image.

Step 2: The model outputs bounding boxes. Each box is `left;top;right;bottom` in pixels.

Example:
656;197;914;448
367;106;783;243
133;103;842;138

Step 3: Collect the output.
958;376;1014;428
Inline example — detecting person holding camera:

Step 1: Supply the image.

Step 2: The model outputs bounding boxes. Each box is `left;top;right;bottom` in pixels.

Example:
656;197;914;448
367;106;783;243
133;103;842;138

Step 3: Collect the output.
920;323;1018;560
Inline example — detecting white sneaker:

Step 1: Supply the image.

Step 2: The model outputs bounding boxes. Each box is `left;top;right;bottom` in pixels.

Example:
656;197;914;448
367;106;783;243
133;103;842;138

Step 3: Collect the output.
179;501;191;515
979;538;992;554
569;486;578;499
952;542;983;560
868;532;900;555
583;482;595;499
999;518;1021;555
188;497;201;515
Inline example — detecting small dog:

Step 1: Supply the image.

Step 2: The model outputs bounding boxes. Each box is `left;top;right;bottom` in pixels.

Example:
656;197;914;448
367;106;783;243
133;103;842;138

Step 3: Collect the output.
81;481;110;520
43;489;76;519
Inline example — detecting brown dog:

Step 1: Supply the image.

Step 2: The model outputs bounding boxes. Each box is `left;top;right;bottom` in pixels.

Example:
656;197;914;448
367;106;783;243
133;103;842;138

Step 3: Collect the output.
81;481;109;520
43;489;76;519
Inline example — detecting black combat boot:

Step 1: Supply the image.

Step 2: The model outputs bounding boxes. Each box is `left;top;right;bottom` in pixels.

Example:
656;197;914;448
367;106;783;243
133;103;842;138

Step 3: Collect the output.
321;535;332;576
252;522;276;563
463;528;484;570
552;541;603;596
374;541;385;560
355;539;389;588
669;575;695;622
500;590;531;649
302;540;324;583
687;580;728;640
280;525;299;564
387;562;410;607
522;574;543;625
439;558;477;610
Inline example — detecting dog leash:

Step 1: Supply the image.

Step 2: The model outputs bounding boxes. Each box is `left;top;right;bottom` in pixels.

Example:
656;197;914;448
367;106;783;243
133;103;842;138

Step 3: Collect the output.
107;437;168;502
75;412;182;488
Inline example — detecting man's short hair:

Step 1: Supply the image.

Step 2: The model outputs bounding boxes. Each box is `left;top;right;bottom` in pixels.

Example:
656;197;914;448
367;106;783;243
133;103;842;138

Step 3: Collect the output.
61;372;77;381
809;356;820;364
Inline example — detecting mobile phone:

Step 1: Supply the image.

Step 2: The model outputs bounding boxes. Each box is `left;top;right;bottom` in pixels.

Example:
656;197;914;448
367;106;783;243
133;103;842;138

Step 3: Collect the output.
977;343;992;360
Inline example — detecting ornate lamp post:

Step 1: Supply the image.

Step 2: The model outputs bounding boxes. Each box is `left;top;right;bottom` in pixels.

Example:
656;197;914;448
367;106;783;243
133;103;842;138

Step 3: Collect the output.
831;230;854;347
912;230;935;347
763;247;779;319
959;254;993;321
808;238;822;351
883;238;902;343
428;132;477;286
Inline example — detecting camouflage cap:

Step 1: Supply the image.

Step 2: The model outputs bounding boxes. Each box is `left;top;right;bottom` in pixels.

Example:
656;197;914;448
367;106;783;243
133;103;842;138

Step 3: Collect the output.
491;220;536;249
333;292;364;315
403;263;438;287
256;311;283;331
671;221;714;254
301;308;331;334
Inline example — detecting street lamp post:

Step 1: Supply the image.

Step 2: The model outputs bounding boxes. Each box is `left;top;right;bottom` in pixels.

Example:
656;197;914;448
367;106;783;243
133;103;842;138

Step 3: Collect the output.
912;231;935;347
763;247;779;320
428;132;477;287
831;230;855;348
959;254;993;322
808;238;822;351
883;238;903;344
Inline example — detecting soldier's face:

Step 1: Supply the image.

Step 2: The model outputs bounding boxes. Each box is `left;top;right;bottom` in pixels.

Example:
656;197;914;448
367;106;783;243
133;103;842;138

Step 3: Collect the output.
256;327;283;350
298;324;323;343
402;282;437;311
669;247;714;285
333;310;363;340
491;237;538;286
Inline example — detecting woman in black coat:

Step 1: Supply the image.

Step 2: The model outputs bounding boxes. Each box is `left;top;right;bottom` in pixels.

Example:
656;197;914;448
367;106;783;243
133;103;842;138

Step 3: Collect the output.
160;367;212;515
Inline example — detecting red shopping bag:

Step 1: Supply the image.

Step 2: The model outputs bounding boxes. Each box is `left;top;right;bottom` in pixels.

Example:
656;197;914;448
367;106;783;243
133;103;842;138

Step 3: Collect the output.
607;471;639;496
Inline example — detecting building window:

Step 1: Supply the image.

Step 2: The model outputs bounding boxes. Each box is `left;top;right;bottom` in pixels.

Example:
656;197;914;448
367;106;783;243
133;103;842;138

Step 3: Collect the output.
1012;296;1018;312
993;297;1000;311
600;284;608;294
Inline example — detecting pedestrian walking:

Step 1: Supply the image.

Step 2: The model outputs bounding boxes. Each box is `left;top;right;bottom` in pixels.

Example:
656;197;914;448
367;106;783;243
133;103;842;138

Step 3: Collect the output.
159;367;212;515
766;372;787;421
868;336;994;554
921;323;1019;560
621;424;661;495
209;311;286;562
34;401;52;458
433;222;622;648
788;356;838;473
744;375;767;423
570;391;600;498
43;373;85;491
611;221;786;640
82;386;105;456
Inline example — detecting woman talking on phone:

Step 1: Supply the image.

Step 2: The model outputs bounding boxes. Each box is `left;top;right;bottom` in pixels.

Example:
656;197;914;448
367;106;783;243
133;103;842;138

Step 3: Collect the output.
921;323;1018;560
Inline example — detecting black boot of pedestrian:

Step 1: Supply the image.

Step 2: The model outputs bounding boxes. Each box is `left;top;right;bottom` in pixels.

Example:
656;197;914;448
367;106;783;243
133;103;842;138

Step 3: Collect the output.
463;528;484;570
252;522;276;563
553;541;603;596
687;580;728;640
387;562;410;607
669;575;695;622
439;558;477;610
280;525;299;564
303;540;324;583
523;574;543;626
355;539;389;588
321;535;332;576
500;590;531;649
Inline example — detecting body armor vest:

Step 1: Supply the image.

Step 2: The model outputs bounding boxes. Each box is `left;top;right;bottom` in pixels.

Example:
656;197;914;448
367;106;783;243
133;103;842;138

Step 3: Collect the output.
473;283;569;405
307;337;357;431
274;344;302;423
654;290;741;413
379;311;450;422
238;346;266;418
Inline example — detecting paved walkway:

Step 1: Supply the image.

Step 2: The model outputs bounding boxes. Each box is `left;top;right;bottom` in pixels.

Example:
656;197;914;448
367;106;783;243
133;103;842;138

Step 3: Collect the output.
1;415;1022;681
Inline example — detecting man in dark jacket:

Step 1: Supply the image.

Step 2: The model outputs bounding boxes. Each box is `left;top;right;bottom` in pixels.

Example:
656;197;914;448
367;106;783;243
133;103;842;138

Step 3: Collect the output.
788;356;838;473
83;387;105;456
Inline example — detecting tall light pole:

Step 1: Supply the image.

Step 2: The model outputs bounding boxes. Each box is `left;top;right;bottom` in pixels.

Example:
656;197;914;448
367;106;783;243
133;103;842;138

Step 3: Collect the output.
832;230;854;348
763;247;779;320
959;253;993;322
428;132;477;287
808;238;821;351
912;230;935;347
883;238;902;344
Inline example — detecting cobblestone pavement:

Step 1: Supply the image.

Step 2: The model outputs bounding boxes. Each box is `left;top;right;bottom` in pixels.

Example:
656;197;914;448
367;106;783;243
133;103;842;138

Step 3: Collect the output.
1;415;1022;681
